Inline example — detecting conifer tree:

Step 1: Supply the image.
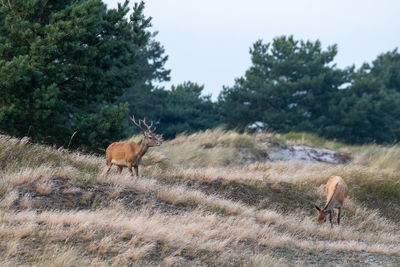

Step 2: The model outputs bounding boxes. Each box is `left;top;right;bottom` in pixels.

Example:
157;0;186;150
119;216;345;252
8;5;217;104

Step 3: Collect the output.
219;36;350;133
0;0;169;152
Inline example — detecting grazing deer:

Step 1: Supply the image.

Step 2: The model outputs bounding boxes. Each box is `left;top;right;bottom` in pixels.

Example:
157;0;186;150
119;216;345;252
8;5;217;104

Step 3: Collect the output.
105;116;162;177
315;176;348;227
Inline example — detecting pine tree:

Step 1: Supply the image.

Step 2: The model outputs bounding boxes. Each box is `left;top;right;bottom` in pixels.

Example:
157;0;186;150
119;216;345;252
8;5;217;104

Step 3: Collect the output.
219;36;350;133
157;81;221;138
0;0;169;152
328;49;400;143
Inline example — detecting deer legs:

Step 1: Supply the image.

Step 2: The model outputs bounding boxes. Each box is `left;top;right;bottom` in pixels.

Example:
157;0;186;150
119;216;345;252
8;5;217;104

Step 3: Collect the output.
117;166;123;174
105;165;112;174
337;207;341;225
126;162;134;176
329;210;333;227
328;208;343;227
104;160;140;177
126;162;139;177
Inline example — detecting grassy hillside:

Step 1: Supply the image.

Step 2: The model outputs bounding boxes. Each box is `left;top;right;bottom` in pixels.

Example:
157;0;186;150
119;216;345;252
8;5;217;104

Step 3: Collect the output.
1;131;400;266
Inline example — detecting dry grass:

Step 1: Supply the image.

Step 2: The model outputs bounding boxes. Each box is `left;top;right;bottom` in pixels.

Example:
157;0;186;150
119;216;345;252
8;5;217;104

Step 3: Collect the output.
1;131;400;265
151;129;270;167
351;144;400;171
19;194;32;209
98;173;400;243
35;181;53;196
38;247;91;267
279;132;400;171
1;190;18;209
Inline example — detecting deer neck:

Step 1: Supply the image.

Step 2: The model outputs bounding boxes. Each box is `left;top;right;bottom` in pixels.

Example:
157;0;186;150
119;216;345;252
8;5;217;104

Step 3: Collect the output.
323;184;339;211
136;138;149;160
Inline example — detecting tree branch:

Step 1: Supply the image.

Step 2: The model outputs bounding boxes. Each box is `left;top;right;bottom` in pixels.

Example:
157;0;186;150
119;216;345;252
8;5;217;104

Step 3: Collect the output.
38;0;50;24
8;0;21;19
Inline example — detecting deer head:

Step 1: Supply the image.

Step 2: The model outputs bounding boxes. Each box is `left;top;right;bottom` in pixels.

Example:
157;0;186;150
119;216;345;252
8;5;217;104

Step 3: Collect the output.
315;205;329;224
130;115;162;147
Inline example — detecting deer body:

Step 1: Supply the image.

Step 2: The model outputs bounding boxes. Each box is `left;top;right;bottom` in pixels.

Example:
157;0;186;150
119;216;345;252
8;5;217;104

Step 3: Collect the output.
105;116;161;177
315;176;348;226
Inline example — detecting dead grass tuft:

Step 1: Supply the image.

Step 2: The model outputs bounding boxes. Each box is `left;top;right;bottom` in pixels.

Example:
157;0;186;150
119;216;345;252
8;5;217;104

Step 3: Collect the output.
19;194;32;209
38;247;89;267
6;240;19;257
35;181;53;196
62;187;81;195
115;240;155;264
1;190;19;209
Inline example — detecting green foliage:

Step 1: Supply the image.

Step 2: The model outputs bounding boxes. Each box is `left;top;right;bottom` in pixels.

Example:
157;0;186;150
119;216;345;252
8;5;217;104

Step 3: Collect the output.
74;103;130;153
118;2;170;127
155;81;221;138
325;49;400;144
219;36;350;133
218;36;400;145
1;0;400;149
0;0;169;152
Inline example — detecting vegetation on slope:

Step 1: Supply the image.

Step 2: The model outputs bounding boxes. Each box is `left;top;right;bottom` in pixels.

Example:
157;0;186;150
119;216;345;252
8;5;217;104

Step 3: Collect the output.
1;131;400;266
2;0;400;151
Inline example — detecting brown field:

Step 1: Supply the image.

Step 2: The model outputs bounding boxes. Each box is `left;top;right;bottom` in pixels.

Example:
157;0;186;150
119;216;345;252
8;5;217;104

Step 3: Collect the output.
1;130;400;266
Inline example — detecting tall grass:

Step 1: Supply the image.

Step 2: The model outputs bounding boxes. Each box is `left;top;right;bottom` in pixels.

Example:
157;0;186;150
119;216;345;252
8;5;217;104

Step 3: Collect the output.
279;132;400;171
0;135;102;174
351;144;400;171
279;132;346;150
154;129;269;167
1;131;400;265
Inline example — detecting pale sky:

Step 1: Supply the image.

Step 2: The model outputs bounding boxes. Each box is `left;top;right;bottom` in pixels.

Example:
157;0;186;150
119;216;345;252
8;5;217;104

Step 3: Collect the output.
103;0;400;100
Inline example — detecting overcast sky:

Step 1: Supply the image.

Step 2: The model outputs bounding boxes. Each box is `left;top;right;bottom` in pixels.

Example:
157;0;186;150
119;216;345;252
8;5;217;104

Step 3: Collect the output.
103;0;400;100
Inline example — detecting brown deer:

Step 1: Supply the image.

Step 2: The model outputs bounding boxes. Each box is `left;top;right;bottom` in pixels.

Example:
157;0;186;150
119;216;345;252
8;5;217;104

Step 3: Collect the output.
105;116;162;177
315;176;348;227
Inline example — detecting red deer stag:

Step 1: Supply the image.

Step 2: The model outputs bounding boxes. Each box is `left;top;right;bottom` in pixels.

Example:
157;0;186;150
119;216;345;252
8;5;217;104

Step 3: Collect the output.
105;116;162;177
315;176;348;227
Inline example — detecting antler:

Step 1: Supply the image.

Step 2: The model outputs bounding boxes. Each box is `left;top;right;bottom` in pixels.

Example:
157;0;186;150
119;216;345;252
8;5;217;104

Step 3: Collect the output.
141;118;155;132
130;115;145;131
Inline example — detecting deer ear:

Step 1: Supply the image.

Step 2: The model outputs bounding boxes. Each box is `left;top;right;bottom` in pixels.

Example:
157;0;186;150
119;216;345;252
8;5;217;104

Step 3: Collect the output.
315;205;321;212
